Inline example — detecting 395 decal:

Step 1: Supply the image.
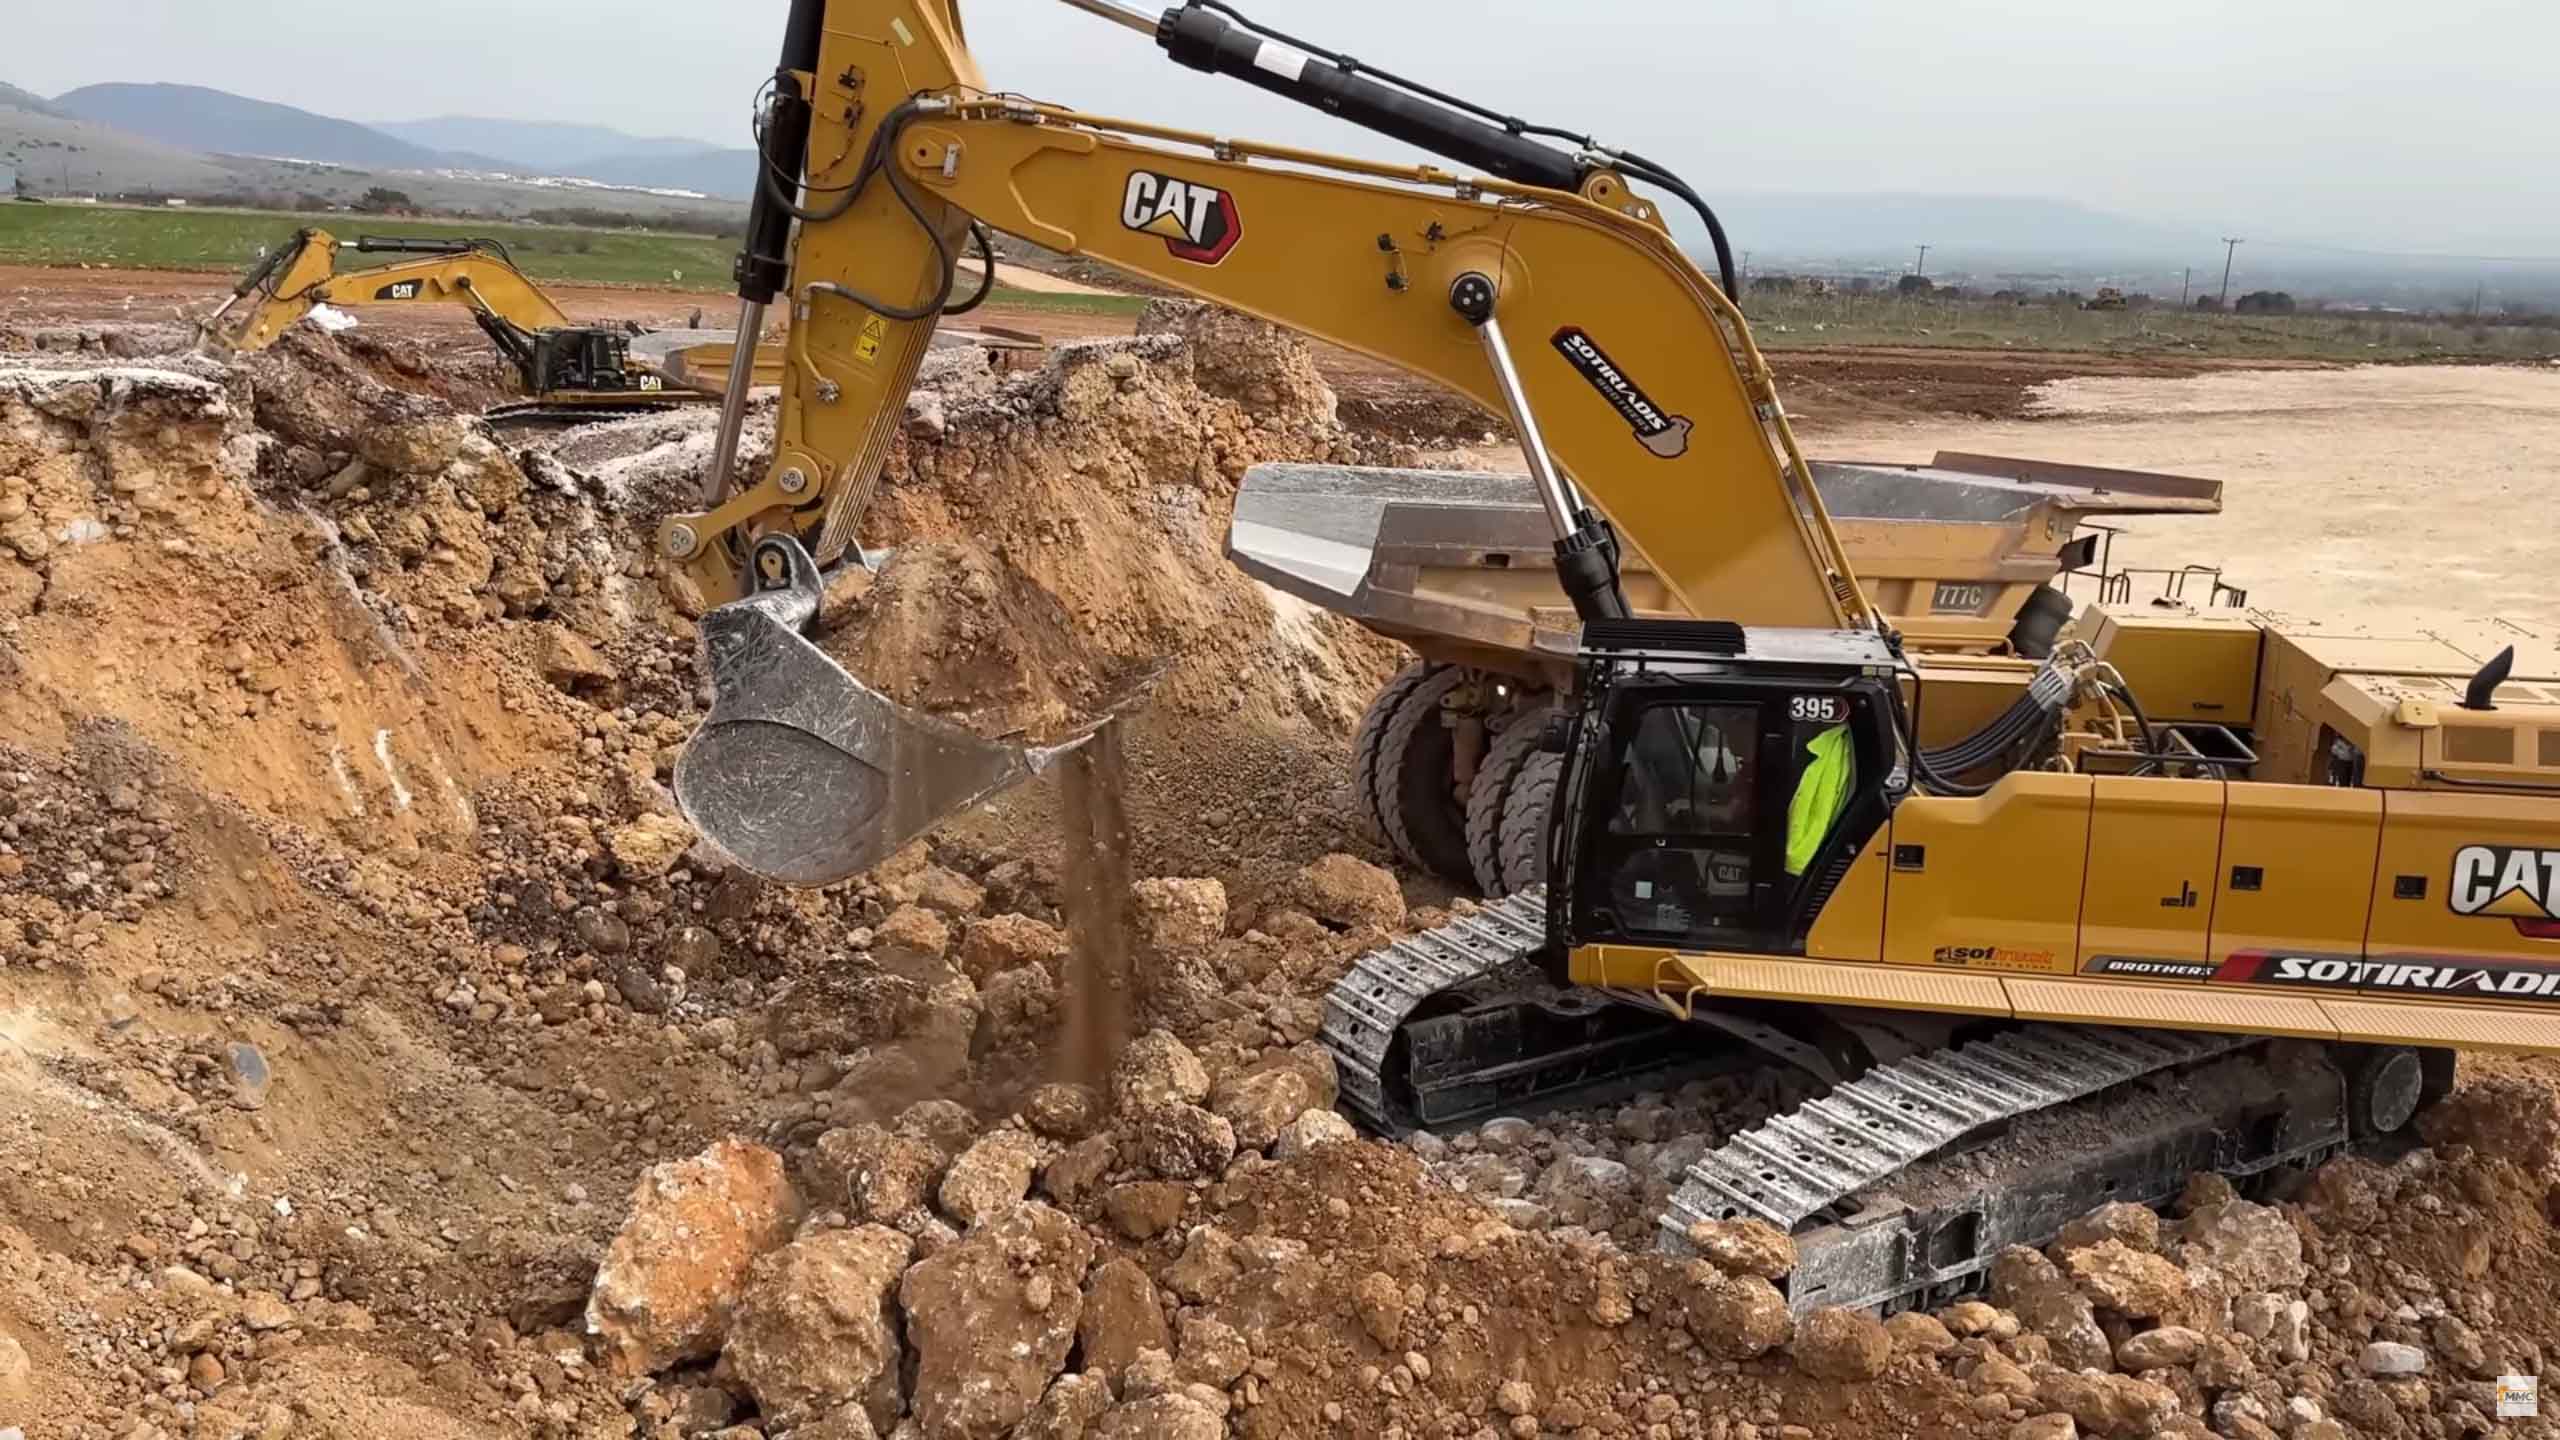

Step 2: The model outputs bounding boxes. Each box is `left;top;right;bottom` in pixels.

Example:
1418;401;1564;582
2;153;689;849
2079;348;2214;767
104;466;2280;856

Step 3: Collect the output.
1121;171;1242;265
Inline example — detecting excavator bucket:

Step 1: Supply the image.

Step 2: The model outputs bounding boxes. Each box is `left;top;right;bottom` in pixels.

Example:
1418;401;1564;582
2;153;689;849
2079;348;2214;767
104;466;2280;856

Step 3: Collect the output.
675;537;1140;887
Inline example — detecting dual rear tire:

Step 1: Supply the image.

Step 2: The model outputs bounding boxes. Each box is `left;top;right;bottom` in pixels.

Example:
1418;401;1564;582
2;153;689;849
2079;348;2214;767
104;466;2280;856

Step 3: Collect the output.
1355;662;1555;897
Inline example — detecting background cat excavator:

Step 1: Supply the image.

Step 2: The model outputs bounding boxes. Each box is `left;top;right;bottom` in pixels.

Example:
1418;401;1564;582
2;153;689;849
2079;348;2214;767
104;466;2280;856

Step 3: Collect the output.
198;227;792;422
667;0;2560;1313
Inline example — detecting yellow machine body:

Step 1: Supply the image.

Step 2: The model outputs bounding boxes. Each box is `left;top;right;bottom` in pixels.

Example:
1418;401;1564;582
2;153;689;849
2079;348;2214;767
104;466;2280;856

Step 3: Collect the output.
672;0;2560;1069
1575;610;2560;1051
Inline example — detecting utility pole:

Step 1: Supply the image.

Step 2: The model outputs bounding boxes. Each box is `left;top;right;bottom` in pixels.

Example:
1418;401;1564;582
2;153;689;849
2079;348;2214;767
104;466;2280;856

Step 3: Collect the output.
2473;281;2485;317
2218;237;2243;308
2180;267;2192;308
1913;244;1931;278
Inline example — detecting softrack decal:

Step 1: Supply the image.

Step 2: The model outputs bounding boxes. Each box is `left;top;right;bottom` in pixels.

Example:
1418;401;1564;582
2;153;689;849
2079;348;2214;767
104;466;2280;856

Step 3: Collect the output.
1551;328;1693;458
2223;948;2560;1001
1121;171;1242;266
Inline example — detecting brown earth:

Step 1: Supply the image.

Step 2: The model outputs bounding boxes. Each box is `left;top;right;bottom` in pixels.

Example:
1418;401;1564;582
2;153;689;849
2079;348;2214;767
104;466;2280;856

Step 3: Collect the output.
0;262;2322;442
4;282;2560;1440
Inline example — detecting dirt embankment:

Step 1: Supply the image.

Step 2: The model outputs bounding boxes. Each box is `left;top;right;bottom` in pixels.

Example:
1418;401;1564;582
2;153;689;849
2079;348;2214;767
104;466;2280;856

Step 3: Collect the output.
4;308;2560;1440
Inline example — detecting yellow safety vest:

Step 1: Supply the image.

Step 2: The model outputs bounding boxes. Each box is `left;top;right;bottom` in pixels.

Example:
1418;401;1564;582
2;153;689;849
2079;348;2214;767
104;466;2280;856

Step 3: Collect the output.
1786;724;1855;877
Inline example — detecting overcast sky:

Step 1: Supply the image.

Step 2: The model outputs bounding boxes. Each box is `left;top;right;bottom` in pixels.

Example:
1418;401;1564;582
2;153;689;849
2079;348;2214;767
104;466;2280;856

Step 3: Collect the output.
11;0;2554;254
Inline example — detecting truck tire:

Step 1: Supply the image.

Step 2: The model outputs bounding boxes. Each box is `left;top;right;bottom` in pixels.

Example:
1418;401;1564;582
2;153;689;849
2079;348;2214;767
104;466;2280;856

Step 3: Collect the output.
1352;662;1440;847
1372;665;1478;885
1464;701;1553;897
1498;751;1561;895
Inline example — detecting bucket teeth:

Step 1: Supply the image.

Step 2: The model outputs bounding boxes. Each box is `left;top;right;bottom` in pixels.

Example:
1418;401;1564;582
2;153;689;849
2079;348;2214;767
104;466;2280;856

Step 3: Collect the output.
675;536;1138;888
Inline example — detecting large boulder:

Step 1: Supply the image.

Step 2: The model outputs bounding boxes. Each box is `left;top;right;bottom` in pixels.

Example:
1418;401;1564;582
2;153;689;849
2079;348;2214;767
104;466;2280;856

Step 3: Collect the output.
1079;1256;1171;1378
2034;1370;2181;1439
1128;1103;1237;1180
1208;1048;1338;1150
1017;1373;1114;1440
1683;1219;1798;1280
1679;1266;1792;1360
1987;1246;2111;1372
1090;1392;1223;1440
940;1130;1048;1228
2176;1197;2305;1292
960;914;1071;984
900;1203;1099;1440
587;1140;798;1375
2063;1240;2189;1320
724;1226;916;1430
1791;1306;1892;1381
821;1123;952;1223
1110;1029;1212;1115
1292;853;1403;931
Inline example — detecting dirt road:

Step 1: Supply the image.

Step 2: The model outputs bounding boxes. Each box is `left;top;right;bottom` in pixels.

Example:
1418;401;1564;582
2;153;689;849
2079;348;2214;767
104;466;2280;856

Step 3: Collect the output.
1810;362;2560;637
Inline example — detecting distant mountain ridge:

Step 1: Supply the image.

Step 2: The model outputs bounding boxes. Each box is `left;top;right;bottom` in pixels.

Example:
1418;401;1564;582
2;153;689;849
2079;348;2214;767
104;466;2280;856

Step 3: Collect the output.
1705;192;2220;267
52;83;470;170
379;116;756;198
377;116;725;172
0;81;64;118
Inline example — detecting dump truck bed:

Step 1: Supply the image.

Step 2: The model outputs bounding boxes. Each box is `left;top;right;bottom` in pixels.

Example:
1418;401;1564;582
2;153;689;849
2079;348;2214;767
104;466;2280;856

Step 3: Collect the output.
1229;452;2225;677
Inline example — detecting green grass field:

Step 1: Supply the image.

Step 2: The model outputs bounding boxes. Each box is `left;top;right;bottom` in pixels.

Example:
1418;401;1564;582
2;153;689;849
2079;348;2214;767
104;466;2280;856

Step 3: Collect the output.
0;202;1160;315
1741;290;2560;363
0;203;737;289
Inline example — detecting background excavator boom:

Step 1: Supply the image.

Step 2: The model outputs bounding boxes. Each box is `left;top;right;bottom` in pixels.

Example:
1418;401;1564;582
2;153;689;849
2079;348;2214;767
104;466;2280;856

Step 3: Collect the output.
201;228;574;353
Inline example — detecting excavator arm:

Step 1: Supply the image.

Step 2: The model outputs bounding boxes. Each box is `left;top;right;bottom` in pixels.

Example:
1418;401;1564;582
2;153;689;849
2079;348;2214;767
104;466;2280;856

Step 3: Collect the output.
200;228;577;353
671;0;1876;883
666;0;1867;633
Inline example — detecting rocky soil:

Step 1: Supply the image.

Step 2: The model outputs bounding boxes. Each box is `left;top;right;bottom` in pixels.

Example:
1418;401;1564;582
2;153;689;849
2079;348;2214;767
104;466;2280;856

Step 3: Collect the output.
3;311;2559;1440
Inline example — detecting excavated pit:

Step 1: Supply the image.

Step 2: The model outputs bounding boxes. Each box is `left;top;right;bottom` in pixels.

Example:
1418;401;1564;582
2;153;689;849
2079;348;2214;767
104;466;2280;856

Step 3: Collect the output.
1;315;2557;1440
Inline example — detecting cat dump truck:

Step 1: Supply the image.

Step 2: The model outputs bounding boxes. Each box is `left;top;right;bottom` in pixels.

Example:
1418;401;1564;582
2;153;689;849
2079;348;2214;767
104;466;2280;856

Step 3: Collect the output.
662;0;2560;1315
1226;454;2226;892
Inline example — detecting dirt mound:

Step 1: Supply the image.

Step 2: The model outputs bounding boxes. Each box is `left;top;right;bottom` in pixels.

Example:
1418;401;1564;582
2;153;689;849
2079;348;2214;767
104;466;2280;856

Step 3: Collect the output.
12;314;2560;1440
0;312;1398;1434
824;303;1395;742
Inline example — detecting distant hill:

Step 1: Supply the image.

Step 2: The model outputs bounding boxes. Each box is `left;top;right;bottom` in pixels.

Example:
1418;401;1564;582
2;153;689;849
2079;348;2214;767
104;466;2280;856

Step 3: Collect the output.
0;81;64;119
1710;192;2217;267
52;83;459;170
378;116;722;173
574;147;760;201
1;87;238;197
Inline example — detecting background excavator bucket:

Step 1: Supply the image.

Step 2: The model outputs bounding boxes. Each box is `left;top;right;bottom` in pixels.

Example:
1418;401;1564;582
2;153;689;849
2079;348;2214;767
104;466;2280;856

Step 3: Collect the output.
675;537;1140;888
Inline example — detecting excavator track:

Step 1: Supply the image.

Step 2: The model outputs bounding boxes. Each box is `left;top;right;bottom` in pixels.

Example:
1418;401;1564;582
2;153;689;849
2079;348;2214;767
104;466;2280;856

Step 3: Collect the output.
1658;1025;2248;1241
1661;1028;2370;1313
482;399;692;430
1325;905;2392;1316
1323;889;1699;1131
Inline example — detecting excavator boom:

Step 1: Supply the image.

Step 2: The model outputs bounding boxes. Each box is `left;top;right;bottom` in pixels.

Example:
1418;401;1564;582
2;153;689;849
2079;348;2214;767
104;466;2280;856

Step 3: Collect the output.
669;0;1879;881
201;228;576;352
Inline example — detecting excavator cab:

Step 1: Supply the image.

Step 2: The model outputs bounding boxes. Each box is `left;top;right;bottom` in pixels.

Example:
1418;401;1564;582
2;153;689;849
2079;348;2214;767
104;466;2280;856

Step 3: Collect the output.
528;328;650;397
1552;622;1904;961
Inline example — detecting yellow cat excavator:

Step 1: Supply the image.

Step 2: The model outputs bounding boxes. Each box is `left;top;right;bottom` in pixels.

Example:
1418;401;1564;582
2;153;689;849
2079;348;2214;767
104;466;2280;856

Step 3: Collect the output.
670;0;2560;1311
198;228;793;422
